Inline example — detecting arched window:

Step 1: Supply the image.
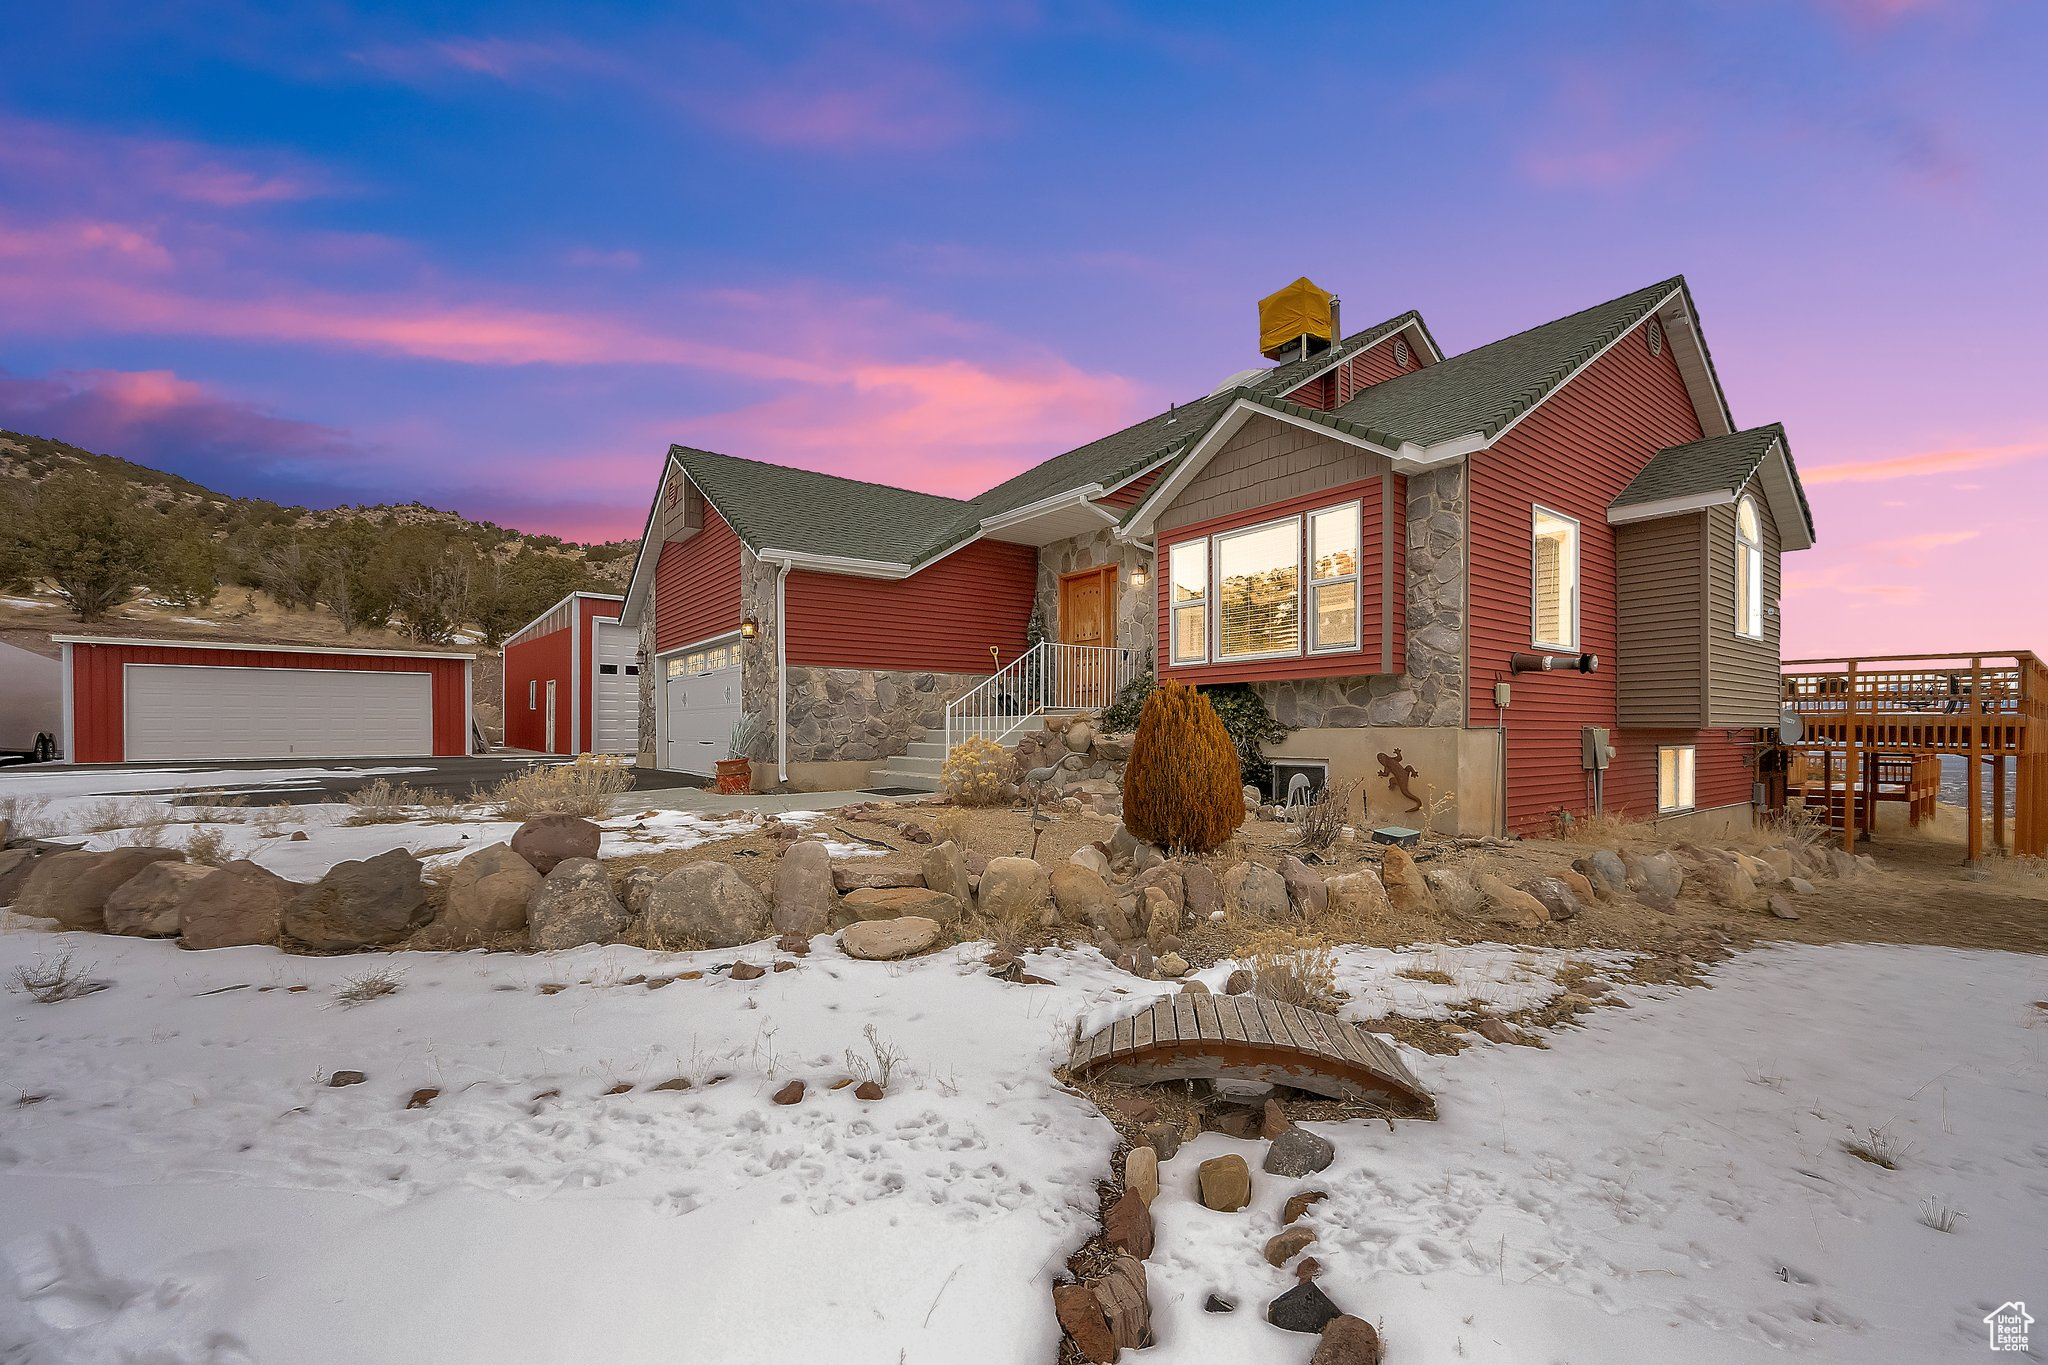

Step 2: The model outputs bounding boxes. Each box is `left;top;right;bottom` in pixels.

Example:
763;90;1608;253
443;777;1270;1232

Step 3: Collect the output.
1735;496;1763;639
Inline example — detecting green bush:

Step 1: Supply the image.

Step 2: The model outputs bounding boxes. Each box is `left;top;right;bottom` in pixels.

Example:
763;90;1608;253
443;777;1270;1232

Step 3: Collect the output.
1098;671;1155;733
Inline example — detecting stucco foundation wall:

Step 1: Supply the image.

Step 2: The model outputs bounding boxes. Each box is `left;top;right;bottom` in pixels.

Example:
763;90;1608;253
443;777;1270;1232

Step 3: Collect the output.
1266;724;1502;837
1648;801;1754;841
784;665;983;765
1255;462;1468;730
1035;528;1155;658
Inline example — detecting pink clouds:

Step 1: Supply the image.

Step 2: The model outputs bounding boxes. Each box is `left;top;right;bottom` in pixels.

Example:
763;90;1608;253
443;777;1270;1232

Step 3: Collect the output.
1802;438;2047;485
0;116;333;211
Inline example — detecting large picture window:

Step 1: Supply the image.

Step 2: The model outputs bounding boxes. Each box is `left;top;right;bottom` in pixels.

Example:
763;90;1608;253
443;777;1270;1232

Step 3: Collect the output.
1531;506;1580;651
1735;496;1763;640
1169;540;1208;665
1215;518;1301;659
1308;503;1361;652
1658;744;1696;814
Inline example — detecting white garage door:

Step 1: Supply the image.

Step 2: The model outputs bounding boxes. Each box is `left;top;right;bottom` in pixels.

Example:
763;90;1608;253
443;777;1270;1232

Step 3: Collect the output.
663;642;741;777
591;621;640;755
124;664;435;761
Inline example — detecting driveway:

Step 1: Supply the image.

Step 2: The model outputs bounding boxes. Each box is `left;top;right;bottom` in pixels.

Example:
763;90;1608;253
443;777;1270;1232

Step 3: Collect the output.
0;755;705;806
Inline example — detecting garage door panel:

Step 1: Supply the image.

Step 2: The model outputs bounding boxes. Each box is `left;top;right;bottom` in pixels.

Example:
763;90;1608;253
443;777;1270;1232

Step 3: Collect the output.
664;656;741;778
125;665;434;760
592;622;639;755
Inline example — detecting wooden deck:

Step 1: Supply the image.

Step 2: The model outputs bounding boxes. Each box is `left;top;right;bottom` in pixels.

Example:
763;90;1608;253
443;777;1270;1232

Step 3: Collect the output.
1068;993;1429;1108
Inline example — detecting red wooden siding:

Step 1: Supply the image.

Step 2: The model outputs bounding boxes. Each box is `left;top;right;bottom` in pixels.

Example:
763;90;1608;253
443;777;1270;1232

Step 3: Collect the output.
654;508;743;654
1157;476;1395;685
576;596;623;754
786;540;1038;673
67;642;469;762
1464;316;1721;832
1097;465;1165;510
503;625;572;752
1388;474;1407;667
1281;335;1415;410
1606;728;1757;819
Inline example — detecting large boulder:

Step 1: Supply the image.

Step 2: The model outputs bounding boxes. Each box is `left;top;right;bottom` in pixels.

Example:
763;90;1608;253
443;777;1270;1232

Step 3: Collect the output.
1574;849;1627;901
14;847;184;931
177;859;295;949
1325;870;1392;922
922;840;975;908
977;856;1051;924
285;848;430;950
771;840;838;936
1182;862;1222;919
1068;844;1113;880
104;860;214;937
1129;865;1185;915
437;843;541;941
1050;863;1118;928
619;866;662;917
1476;872;1548;928
841;915;941;960
0;846;47;905
1379;845;1437;916
838;886;962;926
509;814;601;875
642;861;771;949
527;857;631;950
1280;855;1327;916
1625;851;1685;908
1521;875;1582;922
831;864;924;892
1223;862;1290;920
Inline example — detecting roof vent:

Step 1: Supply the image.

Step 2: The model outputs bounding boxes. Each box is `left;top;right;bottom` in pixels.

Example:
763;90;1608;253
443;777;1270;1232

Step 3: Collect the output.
1258;277;1335;362
1393;338;1411;369
1647;317;1665;357
1209;367;1267;397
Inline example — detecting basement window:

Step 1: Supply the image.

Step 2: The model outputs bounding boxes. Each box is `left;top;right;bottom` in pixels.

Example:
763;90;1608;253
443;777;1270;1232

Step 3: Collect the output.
1658;745;1696;814
1531;506;1581;651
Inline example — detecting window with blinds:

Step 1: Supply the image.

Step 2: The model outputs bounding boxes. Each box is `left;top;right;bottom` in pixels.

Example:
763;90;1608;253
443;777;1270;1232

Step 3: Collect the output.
1308;503;1360;652
1531;506;1580;650
1216;518;1300;658
1169;540;1208;665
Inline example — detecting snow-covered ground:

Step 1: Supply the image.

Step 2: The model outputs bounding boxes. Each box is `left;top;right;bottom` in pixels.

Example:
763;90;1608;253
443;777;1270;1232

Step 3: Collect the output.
2;923;2041;1364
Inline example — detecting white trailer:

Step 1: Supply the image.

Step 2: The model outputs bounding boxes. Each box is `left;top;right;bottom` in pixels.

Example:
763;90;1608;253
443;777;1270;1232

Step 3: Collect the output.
0;641;61;762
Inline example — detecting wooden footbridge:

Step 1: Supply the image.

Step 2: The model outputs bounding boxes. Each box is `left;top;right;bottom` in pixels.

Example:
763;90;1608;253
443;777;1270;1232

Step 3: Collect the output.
1781;651;2048;858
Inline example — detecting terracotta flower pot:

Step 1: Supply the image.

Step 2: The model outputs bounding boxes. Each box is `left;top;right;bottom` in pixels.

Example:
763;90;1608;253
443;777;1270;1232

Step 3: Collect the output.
714;758;753;795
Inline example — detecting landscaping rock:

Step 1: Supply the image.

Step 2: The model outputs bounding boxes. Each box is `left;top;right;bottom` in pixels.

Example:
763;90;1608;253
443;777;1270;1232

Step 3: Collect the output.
1053;1283;1116;1363
1267;1281;1344;1334
285;849;430;950
509;814;600;875
527;858;632;951
1264;1226;1316;1266
1281;855;1328;916
1069;844;1113;879
771;1079;805;1105
1282;1190;1327;1224
1141;886;1178;946
328;1070;366;1088
1768;894;1801;921
0;846;45;905
1627;851;1685;903
1050;863;1118;929
1180;977;1209;995
1181;861;1221;918
1475;1017;1523;1045
1140;1120;1181;1161
1788;875;1816;895
771;839;837;936
1379;844;1436;916
1157;951;1189;977
1325;870;1392;922
1554;867;1598;907
1124;1144;1159;1205
1104;1190;1153;1258
729;961;765;981
922;840;974;908
831;864;924;891
1295;1257;1324;1283
16;847;183;931
103;860;213;937
439;843;541;941
854;1080;883;1101
1092;1254;1152;1353
1264;1126;1336;1176
1476;872;1549;928
1129;865;1186;916
177;859;294;949
1197;1153;1252;1211
619;866;661;917
1204;1295;1235;1314
1260;1096;1290;1140
1311;1315;1383;1365
1521;876;1582;922
841;915;941;960
1224;968;1253;995
838;886;961;926
1224;861;1290;920
977;856;1050;923
643;862;771;949
1575;849;1627;901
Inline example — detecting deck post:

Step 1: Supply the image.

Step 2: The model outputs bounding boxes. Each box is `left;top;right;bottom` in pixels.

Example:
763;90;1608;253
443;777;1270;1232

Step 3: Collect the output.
1966;657;1983;862
1992;755;2007;851
1841;662;1859;853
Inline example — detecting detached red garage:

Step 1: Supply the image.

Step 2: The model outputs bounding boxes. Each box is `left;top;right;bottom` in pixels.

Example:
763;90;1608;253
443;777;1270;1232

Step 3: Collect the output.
57;636;474;763
501;592;634;756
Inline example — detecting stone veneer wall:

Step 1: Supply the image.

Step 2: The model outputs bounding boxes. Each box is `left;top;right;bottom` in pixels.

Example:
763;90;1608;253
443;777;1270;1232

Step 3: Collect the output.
738;547;783;764
1253;464;1468;729
783;666;984;764
1033;528;1156;661
635;606;657;766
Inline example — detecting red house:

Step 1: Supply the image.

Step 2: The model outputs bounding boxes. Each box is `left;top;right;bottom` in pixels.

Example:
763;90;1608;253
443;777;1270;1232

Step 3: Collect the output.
500;591;635;756
619;276;1814;835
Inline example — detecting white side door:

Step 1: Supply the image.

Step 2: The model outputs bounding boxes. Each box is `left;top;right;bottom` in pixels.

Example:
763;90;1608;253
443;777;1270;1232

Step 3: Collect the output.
662;644;741;777
124;664;434;760
591;621;639;755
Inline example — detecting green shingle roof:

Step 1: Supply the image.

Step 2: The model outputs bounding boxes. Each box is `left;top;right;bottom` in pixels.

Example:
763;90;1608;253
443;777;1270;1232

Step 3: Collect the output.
667;445;971;563
1613;422;1816;540
1326;278;1685;450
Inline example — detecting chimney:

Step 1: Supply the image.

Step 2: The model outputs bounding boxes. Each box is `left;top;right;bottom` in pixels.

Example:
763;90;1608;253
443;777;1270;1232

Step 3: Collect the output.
1329;295;1341;347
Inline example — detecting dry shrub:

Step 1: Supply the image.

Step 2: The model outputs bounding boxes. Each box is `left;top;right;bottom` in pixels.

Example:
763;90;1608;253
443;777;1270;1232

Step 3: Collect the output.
78;798;161;834
334;965;405;1008
8;952;109;1004
183;826;232;867
1555;808;1654;848
344;778;418;825
0;796;52;839
252;801;297;838
932;809;971;849
1291;779;1359;854
1123;681;1244;854
1241;928;1341;1012
489;755;634;820
940;738;1009;807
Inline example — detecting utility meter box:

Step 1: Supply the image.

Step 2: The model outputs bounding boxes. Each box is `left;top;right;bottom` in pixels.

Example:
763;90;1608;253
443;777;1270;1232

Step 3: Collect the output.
1580;725;1615;770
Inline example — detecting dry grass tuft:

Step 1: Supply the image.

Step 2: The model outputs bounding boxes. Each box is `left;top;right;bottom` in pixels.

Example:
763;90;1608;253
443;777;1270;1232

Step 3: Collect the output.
334;965;405;1008
0;795;52;839
1241;928;1342;1012
844;1024;905;1091
487;755;634;820
1555;808;1655;847
8;952;109;1004
1398;967;1456;986
1917;1196;1964;1233
932;809;971;850
344;779;420;824
1843;1123;1912;1170
183;826;233;867
252;801;298;838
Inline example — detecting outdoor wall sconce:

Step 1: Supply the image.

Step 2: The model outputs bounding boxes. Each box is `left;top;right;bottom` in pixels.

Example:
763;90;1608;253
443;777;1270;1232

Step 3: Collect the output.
1130;565;1149;588
740;617;760;640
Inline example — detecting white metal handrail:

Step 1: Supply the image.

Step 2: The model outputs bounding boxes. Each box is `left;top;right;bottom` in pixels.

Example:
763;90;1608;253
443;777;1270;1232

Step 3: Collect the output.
945;642;1141;754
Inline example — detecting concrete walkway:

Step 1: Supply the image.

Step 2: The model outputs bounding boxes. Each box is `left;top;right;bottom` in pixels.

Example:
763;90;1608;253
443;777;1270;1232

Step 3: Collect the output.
619;786;905;817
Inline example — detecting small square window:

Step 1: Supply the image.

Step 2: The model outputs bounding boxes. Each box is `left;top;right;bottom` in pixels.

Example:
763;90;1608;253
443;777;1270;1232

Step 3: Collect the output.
624;665;639;676
527;679;537;710
1658;745;1696;814
598;663;619;675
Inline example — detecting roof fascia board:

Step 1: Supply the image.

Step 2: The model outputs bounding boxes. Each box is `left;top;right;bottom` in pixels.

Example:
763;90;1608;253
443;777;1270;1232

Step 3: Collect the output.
1474;287;1686;455
977;484;1111;534
50;635;473;661
1658;293;1736;439
1605;489;1737;524
1756;440;1815;551
503;590;626;650
620;451;682;621
1391;432;1486;472
756;547;917;580
1122;397;1397;537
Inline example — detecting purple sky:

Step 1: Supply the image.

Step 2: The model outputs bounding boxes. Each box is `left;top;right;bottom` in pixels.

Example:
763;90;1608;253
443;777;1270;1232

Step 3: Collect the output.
1;1;2042;658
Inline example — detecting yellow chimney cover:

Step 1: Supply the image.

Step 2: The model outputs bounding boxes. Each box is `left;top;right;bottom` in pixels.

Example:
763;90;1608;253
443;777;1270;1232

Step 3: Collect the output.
1258;277;1334;359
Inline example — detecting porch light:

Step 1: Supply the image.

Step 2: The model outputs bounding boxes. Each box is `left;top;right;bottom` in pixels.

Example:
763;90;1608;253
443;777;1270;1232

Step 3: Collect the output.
740;617;760;640
1131;565;1148;588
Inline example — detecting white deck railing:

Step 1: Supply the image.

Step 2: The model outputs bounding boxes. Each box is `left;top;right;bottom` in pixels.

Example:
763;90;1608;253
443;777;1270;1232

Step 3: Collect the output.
945;642;1142;755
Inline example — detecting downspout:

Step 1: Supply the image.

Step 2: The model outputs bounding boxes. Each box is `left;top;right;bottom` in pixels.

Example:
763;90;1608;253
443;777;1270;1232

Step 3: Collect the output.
776;558;792;785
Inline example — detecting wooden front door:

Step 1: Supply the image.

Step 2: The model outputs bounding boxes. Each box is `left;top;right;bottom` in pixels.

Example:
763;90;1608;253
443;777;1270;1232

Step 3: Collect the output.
1058;565;1118;706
